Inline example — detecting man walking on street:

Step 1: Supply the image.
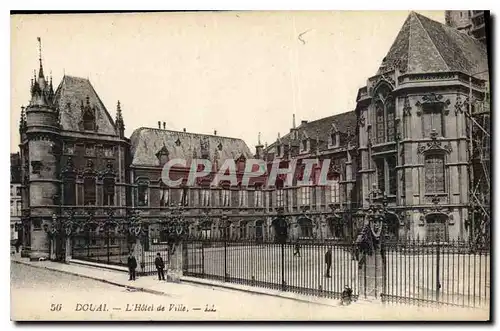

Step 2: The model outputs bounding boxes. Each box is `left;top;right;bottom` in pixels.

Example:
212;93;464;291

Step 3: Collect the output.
127;252;137;281
155;252;166;281
325;248;332;278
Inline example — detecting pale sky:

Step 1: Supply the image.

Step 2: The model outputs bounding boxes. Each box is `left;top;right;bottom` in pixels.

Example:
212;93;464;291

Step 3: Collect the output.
10;11;445;153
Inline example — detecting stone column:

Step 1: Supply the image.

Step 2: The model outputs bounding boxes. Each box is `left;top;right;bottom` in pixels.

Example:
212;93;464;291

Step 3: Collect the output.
133;237;144;274
65;237;72;262
359;250;384;299
49;237;56;260
167;243;183;283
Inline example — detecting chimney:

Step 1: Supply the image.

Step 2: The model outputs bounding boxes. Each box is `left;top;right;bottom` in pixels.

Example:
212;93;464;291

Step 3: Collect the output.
183;128;186;132
158;121;161;129
214;130;217;136
163;122;166;130
301;120;308;125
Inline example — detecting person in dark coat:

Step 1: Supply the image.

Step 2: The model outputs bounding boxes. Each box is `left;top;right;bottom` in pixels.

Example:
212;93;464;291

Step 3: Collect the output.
325;248;332;278
127;253;137;281
341;285;353;305
155;253;166;281
293;243;301;257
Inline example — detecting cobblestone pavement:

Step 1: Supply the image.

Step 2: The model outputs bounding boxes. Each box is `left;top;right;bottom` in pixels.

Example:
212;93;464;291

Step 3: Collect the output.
10;260;489;321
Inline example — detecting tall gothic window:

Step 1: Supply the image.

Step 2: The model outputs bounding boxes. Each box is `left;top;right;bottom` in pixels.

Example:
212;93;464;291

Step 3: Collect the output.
374;85;396;144
238;190;247;207
376;156;397;195
83;177;96;205
376;101;385;144
137;183;149;206
300;186;311;205
276;189;284;207
181;187;189;206
276;178;284;207
376;159;385;193
160;186;170;206
387;156;397;195
103;178;115;206
425;154;445;193
254;186;263;207
221;190;230;207
64;179;76;205
386;99;396;141
326;176;340;204
423;104;444;137
201;189;211;207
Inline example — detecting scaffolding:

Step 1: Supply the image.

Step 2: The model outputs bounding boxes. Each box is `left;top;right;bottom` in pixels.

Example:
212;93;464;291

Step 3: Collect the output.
466;75;491;250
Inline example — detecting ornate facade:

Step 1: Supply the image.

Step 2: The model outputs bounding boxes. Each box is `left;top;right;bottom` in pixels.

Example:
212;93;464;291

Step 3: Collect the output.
17;12;489;261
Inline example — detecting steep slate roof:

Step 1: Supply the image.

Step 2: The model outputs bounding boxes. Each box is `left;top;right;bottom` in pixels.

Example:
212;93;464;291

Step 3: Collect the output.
130;127;253;167
268;110;357;149
54;75;117;135
379;12;489;79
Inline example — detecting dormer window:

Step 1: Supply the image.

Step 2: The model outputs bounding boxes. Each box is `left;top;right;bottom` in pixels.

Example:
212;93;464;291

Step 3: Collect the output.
156;146;169;166
329;124;340;148
276;145;282;157
302;139;308;152
83;110;95;131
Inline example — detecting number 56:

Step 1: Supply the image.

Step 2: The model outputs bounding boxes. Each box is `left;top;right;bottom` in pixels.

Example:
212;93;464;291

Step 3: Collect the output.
50;304;62;311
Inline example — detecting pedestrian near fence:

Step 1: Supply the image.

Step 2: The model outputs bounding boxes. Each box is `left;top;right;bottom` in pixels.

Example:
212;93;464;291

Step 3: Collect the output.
127;252;137;281
155;253;166;281
325;248;332;278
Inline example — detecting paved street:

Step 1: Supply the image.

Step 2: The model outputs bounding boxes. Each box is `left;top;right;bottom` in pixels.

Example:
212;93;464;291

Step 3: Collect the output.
10;260;489;321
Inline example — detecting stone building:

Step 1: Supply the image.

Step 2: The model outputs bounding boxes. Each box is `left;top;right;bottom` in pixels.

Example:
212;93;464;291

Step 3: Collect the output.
261;12;489;243
17;12;489;260
262;113;358;241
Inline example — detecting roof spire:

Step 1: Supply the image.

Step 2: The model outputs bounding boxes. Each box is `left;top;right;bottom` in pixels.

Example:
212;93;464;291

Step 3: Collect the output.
115;100;125;138
37;37;44;78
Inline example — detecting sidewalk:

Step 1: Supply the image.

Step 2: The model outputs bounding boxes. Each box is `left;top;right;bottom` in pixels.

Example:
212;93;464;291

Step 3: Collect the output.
11;256;490;321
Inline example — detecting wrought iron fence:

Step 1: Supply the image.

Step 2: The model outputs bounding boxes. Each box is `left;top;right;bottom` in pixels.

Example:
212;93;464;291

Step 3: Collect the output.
380;240;490;308
184;238;360;300
183;238;490;308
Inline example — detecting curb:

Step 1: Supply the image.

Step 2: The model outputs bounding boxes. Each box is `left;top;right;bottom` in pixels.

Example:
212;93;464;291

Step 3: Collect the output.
12;259;367;309
11;260;168;297
179;277;345;308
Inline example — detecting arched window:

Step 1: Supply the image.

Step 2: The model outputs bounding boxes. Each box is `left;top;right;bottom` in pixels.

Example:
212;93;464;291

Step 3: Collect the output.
425;154;445;193
298;218;313;238
103;177;115;206
83;177;96;206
